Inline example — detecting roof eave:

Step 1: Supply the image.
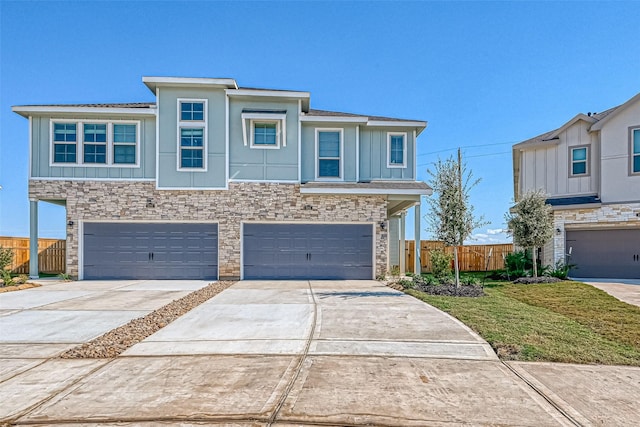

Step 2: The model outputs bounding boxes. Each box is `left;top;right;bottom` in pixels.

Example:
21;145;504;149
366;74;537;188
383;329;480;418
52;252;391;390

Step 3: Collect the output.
11;105;157;118
142;76;239;94
590;92;640;131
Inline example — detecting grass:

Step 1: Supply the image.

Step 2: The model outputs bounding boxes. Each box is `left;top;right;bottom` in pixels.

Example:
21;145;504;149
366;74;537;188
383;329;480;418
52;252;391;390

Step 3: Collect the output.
407;280;640;365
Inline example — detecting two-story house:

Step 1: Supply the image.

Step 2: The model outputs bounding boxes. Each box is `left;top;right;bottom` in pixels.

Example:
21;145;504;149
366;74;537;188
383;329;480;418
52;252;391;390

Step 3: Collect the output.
13;76;429;281
513;92;640;279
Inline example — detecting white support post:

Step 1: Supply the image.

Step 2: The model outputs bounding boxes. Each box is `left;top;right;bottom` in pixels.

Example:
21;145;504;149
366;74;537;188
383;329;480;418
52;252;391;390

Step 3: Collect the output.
414;200;421;275
399;213;406;275
29;199;39;279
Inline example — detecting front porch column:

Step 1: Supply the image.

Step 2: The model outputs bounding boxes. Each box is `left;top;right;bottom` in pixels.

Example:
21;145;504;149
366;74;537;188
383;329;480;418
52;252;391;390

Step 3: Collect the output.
414;200;421;274
399;212;406;275
29;199;39;279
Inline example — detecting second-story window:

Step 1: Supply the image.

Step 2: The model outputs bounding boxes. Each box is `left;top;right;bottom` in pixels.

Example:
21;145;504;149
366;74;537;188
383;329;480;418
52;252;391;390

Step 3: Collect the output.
388;132;407;168
178;99;207;170
570;146;589;176
253;122;278;146
632;128;640;175
83;123;107;164
317;129;342;179
53;123;77;163
113;124;137;164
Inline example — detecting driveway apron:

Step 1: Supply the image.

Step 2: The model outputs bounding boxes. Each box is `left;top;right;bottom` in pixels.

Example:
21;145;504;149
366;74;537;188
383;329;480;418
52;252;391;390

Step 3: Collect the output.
9;280;579;426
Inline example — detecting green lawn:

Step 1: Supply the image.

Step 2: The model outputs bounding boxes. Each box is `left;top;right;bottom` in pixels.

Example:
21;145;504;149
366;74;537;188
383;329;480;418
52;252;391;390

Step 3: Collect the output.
407;280;640;365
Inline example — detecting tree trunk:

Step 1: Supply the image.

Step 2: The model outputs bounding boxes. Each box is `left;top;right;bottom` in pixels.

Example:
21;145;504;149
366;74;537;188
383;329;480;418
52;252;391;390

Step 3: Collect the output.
454;245;460;289
532;247;538;278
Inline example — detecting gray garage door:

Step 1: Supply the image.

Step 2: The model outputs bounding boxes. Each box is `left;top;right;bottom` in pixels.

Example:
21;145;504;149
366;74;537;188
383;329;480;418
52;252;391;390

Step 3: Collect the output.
566;229;640;279
243;223;373;280
83;223;218;280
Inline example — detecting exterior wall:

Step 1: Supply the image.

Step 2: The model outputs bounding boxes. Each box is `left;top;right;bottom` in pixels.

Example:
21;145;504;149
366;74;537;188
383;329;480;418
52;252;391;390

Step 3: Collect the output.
29;181;388;279
550;203;640;265
599;101;640;203
359;127;415;181
520;120;599;198
301;123;358;182
30;114;156;179
156;87;227;189
388;216;400;268
229;98;299;181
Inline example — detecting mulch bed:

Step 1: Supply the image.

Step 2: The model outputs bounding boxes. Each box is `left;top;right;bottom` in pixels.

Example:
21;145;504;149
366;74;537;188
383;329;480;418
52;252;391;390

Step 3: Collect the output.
413;282;485;297
513;276;563;284
0;282;41;293
59;281;235;359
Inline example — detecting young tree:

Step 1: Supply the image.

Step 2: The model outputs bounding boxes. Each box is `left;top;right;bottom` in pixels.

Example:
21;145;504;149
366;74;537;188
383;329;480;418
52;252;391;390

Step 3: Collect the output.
426;149;487;289
505;189;554;277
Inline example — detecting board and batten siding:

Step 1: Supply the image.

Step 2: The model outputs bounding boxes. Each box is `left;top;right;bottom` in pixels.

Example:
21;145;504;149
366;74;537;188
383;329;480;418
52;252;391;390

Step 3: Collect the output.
228;98;299;181
300;123;358;182
30;115;156;179
599;100;640;203
156;87;226;189
520;120;599;198
359;128;415;181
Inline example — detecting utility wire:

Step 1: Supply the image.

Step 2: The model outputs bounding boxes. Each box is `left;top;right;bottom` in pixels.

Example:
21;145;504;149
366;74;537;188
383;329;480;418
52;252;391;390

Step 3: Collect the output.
417;140;517;157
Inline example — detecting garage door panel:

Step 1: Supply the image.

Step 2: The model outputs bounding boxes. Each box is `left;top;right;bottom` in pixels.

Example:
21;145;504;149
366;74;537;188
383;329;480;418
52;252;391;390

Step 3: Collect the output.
243;223;373;280
83;223;218;280
566;229;640;279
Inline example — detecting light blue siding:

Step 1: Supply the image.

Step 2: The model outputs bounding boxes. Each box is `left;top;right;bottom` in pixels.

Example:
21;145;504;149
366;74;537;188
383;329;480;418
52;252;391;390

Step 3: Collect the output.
30;115;156;179
228;99;299;181
157;87;226;188
301;124;358;182
359;128;415;181
389;216;400;267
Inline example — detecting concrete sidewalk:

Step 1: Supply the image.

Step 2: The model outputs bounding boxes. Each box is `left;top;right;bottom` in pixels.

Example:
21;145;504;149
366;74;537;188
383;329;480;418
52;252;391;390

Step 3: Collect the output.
2;280;639;426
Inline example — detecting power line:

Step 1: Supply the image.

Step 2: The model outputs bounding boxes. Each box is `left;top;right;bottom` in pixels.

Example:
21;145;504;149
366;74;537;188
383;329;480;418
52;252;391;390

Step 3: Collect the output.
417;140;517;157
417;150;511;167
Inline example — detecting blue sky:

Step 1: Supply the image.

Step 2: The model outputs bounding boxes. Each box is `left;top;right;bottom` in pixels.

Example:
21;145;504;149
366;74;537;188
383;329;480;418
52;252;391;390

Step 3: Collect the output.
1;1;639;242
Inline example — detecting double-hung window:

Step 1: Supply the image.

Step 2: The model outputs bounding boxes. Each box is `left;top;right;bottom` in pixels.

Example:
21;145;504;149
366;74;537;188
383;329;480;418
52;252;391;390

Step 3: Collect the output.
317;129;342;179
83;123;107;164
113;124;137;164
53;123;77;163
632;128;640;175
178;99;207;170
387;132;407;168
570;146;589;176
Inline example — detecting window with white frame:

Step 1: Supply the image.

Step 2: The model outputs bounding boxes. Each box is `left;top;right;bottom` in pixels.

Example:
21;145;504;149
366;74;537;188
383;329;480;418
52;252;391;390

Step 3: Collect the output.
241;111;286;149
83;123;107;164
387;132;407;167
178;99;207;170
53;123;77;163
317;129;342;179
570;146;589;176
632;128;640;175
51;121;139;166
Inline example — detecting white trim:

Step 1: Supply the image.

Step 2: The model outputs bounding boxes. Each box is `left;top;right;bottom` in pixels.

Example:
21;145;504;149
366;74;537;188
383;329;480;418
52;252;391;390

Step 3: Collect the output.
29;177;155;182
300;187;433;196
228;179;299;184
227;88;310;99
413;130;417;179
239;220;377;280
297;100;302;183
155;186;228;191
300;115;367;123
155;88;160;190
387;132;407;168
48;119;142;168
143;76;238;92
225;93;230;187
355;126;360;182
367;120;427;128
12;106;156;117
315;128;344;181
28;116;33;178
177;98;208;172
241;113;287;149
78;220;84;280
372;222;376;280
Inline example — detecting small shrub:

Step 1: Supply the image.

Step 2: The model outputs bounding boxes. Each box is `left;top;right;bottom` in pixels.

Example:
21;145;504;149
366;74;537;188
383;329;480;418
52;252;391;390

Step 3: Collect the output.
58;273;71;281
376;273;387;281
389;265;400;279
398;279;414;289
0;246;14;271
1;270;14;286
430;249;453;280
460;274;480;286
13;274;28;285
548;260;575;280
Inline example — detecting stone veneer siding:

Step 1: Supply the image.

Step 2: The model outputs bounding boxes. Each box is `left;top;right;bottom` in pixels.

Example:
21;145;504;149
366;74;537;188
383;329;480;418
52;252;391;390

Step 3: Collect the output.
29;180;388;279
545;202;640;266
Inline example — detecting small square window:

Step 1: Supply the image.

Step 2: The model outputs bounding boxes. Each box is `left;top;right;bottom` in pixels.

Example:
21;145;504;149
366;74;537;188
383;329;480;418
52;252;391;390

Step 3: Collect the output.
181;102;204;121
53;123;77;163
253;122;277;145
571;146;588;176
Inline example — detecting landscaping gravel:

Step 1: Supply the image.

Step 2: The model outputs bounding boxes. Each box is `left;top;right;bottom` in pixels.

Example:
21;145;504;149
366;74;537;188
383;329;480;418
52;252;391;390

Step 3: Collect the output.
59;281;234;359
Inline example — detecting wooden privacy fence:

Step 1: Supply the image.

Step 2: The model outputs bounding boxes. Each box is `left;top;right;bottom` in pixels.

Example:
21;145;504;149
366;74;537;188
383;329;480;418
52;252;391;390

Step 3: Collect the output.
0;236;66;274
405;240;513;273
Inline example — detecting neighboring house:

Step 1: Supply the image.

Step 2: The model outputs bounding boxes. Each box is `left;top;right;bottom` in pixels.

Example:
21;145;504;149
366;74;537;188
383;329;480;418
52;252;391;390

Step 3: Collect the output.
13;76;430;280
513;92;640;279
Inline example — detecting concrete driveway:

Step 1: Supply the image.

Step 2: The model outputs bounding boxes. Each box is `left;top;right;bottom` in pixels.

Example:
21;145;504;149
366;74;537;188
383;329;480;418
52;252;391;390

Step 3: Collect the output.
577;278;640;307
2;280;639;426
